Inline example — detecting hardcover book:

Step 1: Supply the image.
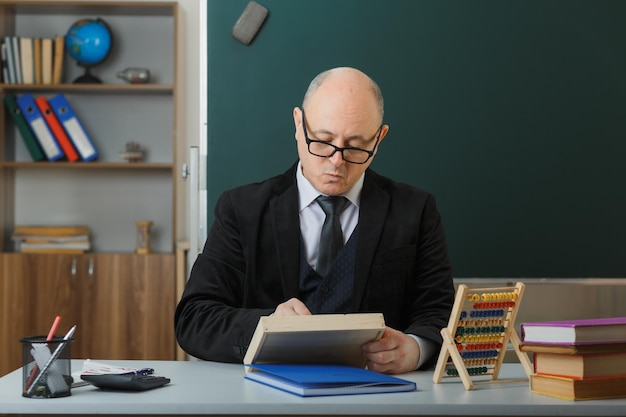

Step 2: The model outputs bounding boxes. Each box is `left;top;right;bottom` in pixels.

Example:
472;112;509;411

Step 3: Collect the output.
13;225;90;237
531;351;626;379
520;342;626;355
530;373;626;400
521;317;626;345
244;364;416;397
243;313;385;369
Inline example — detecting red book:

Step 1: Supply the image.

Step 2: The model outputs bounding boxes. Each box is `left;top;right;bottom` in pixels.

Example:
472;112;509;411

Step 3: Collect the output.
34;96;80;162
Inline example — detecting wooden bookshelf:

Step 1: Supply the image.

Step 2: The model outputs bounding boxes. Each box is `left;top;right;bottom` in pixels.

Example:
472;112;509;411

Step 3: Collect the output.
0;1;179;376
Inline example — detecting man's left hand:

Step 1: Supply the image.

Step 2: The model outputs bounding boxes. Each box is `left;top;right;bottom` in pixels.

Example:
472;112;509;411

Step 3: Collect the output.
361;327;420;374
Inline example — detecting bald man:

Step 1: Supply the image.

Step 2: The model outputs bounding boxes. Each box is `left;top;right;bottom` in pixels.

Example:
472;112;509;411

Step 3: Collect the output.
175;67;455;374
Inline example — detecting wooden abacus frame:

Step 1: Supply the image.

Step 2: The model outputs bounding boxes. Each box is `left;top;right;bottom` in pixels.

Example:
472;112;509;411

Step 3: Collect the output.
433;282;533;390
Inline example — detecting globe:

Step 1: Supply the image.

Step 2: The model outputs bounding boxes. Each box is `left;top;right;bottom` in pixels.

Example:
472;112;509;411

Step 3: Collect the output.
65;18;113;83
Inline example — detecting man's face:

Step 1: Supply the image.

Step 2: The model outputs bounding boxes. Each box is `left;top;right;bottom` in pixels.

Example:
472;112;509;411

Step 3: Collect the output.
293;103;388;196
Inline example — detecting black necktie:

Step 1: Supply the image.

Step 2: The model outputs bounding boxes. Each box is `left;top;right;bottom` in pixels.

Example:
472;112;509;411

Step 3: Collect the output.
316;196;349;277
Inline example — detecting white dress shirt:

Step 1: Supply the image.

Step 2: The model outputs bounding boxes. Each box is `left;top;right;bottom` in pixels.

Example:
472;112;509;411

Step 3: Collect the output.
295;161;434;369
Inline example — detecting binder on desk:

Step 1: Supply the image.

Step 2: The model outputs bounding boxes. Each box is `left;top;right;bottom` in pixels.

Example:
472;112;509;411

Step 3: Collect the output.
48;94;98;161
16;93;63;161
35;96;79;162
4;94;45;161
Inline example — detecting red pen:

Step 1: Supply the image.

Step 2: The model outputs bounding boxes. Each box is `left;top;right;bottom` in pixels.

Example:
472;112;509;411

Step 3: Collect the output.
25;315;62;391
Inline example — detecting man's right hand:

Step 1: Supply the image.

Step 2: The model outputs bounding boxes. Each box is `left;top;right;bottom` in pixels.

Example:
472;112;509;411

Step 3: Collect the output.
273;298;312;316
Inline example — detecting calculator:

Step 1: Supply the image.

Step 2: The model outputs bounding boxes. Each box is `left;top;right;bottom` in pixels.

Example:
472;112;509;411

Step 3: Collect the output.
80;374;171;391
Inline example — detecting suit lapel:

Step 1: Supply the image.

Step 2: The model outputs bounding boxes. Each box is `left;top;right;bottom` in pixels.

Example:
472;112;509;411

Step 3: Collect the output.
270;172;301;299
351;171;389;310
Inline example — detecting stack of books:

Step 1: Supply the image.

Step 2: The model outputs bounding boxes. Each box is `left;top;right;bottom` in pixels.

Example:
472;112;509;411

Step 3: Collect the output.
520;317;626;400
12;225;91;254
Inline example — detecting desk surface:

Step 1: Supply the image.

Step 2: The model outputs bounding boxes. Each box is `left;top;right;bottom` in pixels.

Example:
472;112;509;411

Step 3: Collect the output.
1;360;625;416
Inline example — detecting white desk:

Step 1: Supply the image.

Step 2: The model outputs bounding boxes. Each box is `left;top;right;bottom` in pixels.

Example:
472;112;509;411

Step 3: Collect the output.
0;360;625;416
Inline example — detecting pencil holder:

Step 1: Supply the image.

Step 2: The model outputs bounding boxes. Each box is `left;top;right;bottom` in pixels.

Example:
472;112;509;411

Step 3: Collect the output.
20;335;73;398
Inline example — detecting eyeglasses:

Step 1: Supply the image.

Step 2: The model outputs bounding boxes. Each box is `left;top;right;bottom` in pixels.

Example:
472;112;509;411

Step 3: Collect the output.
301;110;382;164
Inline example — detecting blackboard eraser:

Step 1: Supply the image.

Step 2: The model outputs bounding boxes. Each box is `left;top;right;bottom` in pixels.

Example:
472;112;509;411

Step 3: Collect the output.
232;1;269;45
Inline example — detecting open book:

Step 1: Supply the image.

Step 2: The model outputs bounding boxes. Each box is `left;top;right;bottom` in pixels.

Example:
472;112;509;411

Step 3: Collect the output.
243;313;386;368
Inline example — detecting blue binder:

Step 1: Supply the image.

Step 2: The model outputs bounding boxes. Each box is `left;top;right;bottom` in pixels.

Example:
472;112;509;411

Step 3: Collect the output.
16;93;63;161
48;94;98;161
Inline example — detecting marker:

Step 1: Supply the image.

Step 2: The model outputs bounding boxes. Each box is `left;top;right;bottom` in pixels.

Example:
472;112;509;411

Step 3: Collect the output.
25;316;62;391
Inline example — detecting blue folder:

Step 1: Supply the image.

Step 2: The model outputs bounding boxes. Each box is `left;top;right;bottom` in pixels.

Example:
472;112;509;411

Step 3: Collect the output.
244;364;416;397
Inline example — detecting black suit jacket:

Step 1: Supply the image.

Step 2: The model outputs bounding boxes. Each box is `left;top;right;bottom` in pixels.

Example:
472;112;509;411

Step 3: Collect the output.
175;163;455;368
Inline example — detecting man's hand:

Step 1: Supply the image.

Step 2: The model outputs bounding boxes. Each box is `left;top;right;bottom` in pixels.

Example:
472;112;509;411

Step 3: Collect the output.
273;298;312;316
361;327;420;374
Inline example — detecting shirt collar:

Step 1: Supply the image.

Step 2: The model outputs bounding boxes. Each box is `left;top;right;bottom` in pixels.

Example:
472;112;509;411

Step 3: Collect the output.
296;161;364;212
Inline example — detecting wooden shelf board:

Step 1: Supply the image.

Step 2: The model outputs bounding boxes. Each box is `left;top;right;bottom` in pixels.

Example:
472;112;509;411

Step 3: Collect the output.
0;83;173;94
0;162;173;170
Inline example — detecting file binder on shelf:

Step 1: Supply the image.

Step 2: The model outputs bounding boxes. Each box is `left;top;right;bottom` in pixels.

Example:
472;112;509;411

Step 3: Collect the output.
48;94;98;161
4;94;45;161
35;96;79;162
16;93;63;161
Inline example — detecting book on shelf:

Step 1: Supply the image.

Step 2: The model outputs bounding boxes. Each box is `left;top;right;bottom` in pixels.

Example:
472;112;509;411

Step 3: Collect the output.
18;240;90;252
19;247;87;254
52;35;64;84
521;317;626;345
35;96;80;162
3;36;16;84
19;37;33;84
13;225;90;238
19;236;90;244
11;36;22;84
41;37;53;84
530;373;626;401
244;364;416;397
33;38;41;84
16;93;64;161
243;313;386;369
1;42;9;83
4;94;46;161
48;94;99;161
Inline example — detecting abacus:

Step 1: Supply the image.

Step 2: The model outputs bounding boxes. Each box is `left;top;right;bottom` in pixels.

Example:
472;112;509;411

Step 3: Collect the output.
433;282;533;390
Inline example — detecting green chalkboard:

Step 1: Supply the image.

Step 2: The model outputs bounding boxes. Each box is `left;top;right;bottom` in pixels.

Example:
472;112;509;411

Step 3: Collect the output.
207;0;626;278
